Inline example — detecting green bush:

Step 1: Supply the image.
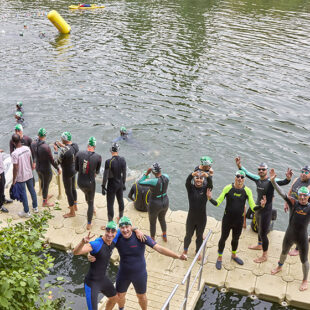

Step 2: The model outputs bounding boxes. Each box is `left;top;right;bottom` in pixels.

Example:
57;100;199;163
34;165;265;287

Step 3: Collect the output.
0;210;66;309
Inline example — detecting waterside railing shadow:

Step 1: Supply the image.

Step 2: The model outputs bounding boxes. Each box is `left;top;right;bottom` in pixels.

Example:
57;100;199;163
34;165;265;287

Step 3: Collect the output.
161;229;212;310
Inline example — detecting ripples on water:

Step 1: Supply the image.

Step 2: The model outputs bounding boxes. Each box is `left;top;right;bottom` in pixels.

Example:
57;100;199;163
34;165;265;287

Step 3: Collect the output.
1;0;310;230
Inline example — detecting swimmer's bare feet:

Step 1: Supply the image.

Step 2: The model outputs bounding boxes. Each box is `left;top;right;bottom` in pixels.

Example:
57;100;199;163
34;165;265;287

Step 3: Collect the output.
289;248;299;256
63;212;75;218
300;280;308;291
254;255;267;263
249;244;262;250
271;265;282;275
86;223;92;230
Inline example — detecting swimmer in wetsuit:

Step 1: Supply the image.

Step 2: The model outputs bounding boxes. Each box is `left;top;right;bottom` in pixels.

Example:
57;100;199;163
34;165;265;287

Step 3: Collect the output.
53;132;79;218
207;170;266;270
112;216;187;310
270;169;310;291
128;172;150;212
15;111;24;125
112;127;131;143
31;128;61;207
73;221;119;310
9;125;33;157
183;170;212;260
75;137;102;230
16;101;24;114
285;165;310;256
235;156;292;263
102;143;126;222
138;163;169;241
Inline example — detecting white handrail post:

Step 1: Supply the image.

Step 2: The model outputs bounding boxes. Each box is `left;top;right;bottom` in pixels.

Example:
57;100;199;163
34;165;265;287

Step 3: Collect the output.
198;241;207;291
183;270;191;310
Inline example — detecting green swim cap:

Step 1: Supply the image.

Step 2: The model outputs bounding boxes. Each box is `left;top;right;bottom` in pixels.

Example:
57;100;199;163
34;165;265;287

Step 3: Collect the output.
235;170;246;177
88;136;96;147
298;187;310;196
200;156;213;166
120;127;127;134
38;128;47;137
15;124;23;131
106;221;117;230
119;216;132;227
16;101;23;107
15;111;23;118
61;131;72;142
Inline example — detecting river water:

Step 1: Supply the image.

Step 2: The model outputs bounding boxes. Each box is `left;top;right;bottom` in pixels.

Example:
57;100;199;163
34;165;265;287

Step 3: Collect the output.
1;0;309;308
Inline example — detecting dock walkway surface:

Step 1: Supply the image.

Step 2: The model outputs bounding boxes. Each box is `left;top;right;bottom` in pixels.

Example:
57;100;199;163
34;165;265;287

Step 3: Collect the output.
1;176;310;309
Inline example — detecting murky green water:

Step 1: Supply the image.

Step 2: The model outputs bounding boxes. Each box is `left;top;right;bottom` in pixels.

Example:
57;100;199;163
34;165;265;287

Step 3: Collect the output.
2;0;310;308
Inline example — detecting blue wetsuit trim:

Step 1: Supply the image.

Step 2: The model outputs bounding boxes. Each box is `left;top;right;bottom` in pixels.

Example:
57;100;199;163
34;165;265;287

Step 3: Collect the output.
84;283;93;310
90;238;103;255
113;229;121;243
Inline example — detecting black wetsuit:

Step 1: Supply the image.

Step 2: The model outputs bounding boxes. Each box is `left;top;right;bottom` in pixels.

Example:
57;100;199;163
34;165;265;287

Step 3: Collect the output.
10;135;33;156
272;179;310;280
139;174;169;237
85;237;117;310
210;183;258;254
128;182;149;212
32;140;58;199
241;167;290;252
184;173;212;253
102;156;126;221
75;151;101;224
56;143;79;206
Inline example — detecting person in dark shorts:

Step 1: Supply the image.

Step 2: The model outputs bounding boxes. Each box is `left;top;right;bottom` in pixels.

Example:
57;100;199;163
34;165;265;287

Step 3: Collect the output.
76;137;101;230
235;156;292;263
73;221;119;310
53;131;79;218
32;128;61;207
183;170;212;260
270;169;310;291
102;143;126;222
94;216;187;310
207;170;266;270
138;163;169;241
284;165;310;256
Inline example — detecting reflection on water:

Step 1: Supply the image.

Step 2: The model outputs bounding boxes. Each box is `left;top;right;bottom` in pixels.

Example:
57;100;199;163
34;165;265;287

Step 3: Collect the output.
1;0;310;233
196;286;301;310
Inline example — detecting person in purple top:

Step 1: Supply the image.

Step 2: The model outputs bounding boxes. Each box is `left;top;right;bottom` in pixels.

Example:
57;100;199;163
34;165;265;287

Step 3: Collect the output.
89;216;187;310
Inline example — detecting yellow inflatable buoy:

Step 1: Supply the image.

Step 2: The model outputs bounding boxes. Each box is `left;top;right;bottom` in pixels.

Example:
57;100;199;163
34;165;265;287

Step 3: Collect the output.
47;10;71;34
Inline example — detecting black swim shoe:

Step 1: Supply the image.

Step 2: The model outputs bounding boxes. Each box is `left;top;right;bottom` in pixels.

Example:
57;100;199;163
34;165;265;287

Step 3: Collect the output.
216;259;222;270
232;256;244;265
0;206;9;213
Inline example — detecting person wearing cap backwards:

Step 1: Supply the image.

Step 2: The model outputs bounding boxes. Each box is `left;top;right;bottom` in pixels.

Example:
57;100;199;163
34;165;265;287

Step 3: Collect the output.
195;156;214;177
183;170;213;260
76;137;102;230
207;170;266;270
53;132;79;218
270;169;310;291
284;165;310;256
15;111;24;125
31;128;61;207
16;101;24;114
89;216;187;310
11;134;38;217
138;163;170;241
235;156;292;263
102;143;126;222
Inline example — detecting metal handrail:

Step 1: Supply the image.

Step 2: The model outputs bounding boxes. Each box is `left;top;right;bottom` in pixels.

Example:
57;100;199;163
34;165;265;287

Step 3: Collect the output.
161;229;212;310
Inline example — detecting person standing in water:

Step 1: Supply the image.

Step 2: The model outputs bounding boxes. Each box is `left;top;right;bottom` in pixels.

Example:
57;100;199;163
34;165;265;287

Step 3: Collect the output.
53;132;79;218
138;163;169;241
207;170;266;270
270;168;310;291
75;137;101;230
235;156;292;263
102;143;126;222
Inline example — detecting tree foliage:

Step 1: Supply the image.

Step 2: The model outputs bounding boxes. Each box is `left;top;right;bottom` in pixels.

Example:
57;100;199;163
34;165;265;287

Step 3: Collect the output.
0;210;66;309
